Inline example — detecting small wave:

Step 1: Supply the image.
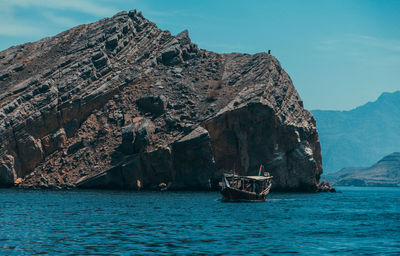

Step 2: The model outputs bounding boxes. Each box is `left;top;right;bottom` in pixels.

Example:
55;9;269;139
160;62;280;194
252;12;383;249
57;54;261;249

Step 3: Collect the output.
267;198;297;201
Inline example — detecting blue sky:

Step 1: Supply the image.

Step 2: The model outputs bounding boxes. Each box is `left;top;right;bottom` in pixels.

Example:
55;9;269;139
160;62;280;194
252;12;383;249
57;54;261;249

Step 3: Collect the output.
0;0;399;110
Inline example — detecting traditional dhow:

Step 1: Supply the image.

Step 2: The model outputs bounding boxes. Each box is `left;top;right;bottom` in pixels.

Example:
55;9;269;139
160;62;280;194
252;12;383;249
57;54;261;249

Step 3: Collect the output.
221;168;273;202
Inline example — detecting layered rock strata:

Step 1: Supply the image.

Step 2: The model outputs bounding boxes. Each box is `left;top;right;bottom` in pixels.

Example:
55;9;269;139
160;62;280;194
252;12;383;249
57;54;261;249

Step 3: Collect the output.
0;10;323;191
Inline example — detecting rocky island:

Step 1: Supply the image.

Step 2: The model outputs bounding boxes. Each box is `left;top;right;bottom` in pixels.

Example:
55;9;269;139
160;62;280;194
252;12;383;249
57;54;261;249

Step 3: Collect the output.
0;10;325;191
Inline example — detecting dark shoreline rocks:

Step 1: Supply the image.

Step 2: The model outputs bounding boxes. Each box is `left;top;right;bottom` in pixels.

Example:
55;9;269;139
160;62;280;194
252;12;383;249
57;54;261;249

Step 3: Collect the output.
316;181;336;192
0;10;325;192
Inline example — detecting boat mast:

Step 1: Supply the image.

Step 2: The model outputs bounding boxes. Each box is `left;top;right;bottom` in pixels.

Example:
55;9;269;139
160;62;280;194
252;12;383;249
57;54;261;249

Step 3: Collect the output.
258;165;264;176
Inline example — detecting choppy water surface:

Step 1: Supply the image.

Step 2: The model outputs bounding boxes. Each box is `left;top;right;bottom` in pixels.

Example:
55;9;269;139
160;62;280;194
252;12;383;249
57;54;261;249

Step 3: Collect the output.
1;187;399;255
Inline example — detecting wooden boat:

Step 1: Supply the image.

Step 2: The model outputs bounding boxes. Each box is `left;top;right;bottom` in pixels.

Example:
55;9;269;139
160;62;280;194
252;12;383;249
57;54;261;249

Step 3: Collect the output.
220;166;273;202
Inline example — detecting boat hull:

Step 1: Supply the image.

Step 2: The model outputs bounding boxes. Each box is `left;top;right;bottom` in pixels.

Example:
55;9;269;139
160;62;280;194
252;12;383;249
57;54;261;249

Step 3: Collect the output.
221;187;268;202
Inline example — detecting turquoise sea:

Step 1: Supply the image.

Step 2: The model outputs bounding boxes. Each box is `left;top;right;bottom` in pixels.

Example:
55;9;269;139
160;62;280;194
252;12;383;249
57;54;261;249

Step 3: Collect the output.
1;187;399;255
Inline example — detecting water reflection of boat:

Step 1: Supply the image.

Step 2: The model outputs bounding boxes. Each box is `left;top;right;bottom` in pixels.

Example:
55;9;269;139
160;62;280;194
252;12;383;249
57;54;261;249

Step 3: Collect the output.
220;166;273;202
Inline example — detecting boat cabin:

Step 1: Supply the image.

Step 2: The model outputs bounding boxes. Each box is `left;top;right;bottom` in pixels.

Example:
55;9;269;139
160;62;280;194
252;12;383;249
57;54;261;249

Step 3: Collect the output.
220;172;273;202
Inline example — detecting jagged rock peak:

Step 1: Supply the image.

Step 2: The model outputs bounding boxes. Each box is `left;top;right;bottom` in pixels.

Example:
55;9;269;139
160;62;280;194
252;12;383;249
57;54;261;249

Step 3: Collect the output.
0;10;322;192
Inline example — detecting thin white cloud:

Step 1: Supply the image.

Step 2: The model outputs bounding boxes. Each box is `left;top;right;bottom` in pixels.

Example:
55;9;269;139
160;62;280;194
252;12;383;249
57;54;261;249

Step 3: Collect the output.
0;0;120;38
316;34;400;69
318;34;400;53
41;12;81;28
356;35;400;52
0;0;118;17
0;23;47;37
144;9;208;20
0;7;46;36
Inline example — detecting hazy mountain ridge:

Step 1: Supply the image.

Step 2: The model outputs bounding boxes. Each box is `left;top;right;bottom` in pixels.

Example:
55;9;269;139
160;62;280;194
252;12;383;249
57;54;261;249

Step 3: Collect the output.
325;152;400;187
312;91;400;173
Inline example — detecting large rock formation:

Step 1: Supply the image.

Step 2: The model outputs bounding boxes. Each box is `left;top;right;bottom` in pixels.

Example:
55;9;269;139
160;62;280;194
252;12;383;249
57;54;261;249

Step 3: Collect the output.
0;10;322;191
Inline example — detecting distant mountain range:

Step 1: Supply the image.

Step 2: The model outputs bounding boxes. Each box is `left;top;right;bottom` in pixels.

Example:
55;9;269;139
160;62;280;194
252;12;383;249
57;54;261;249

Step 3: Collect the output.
312;91;400;173
325;152;400;187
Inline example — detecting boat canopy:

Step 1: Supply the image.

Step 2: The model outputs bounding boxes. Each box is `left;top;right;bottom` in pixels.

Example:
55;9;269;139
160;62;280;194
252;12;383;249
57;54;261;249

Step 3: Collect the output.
224;174;273;181
244;176;273;181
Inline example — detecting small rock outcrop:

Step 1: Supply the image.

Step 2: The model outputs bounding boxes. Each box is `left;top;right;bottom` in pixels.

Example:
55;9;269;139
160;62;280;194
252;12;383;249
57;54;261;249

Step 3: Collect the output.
136;95;167;116
0;10;323;191
119;118;155;154
171;126;215;189
316;181;336;192
0;154;16;187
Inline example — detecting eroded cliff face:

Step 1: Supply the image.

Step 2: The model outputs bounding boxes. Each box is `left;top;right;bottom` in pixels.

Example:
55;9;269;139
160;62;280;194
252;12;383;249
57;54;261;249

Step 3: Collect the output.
0;10;322;191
